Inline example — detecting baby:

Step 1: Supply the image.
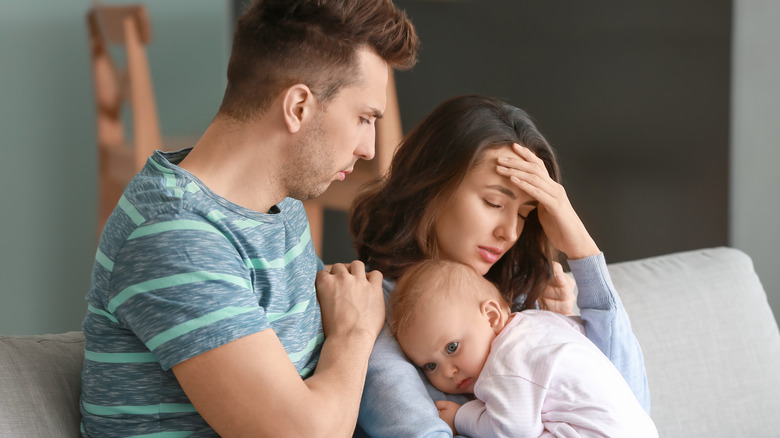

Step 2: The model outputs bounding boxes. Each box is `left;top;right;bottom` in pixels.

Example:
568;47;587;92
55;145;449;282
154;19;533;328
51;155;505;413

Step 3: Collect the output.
389;259;658;438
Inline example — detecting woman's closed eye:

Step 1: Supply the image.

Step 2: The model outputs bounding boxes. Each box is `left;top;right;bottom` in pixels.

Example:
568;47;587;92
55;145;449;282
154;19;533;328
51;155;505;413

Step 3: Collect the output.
484;198;529;220
483;199;502;209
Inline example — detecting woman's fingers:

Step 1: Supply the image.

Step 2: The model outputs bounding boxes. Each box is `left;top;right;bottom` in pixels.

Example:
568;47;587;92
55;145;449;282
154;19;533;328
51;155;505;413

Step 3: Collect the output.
494;144;600;259
496;163;561;210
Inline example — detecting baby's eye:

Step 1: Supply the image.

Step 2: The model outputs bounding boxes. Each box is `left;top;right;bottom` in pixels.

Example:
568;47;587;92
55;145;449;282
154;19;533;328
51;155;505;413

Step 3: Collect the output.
446;342;459;354
424;363;437;372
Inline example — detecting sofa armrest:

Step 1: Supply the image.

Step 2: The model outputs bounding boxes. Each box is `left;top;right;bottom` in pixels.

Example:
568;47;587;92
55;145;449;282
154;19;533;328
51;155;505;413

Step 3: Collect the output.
607;247;780;437
0;331;85;438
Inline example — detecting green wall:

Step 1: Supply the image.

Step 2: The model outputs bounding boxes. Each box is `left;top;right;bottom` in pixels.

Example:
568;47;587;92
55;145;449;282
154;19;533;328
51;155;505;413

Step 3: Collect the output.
0;1;230;334
1;1;777;334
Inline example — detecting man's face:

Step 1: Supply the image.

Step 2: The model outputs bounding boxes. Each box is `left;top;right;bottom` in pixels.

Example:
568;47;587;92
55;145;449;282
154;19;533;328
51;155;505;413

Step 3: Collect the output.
284;47;388;200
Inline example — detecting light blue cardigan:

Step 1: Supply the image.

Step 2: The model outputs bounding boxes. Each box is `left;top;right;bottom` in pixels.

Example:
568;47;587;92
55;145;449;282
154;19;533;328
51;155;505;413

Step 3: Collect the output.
356;253;650;437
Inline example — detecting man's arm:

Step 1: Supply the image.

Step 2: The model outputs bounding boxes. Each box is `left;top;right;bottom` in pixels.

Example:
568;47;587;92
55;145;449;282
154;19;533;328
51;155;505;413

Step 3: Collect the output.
173;261;384;437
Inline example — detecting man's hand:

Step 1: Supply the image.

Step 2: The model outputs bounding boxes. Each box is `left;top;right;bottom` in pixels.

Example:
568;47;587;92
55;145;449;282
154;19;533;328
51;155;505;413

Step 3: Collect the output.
316;261;385;340
538;262;576;316
173;261;385;437
435;400;461;435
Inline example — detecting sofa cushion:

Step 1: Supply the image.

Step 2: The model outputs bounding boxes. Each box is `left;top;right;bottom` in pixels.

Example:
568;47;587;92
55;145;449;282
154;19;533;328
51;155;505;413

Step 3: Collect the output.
0;331;85;438
608;247;780;437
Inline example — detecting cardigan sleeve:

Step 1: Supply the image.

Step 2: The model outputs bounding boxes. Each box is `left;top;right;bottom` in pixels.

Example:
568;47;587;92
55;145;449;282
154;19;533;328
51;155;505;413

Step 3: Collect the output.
568;252;651;412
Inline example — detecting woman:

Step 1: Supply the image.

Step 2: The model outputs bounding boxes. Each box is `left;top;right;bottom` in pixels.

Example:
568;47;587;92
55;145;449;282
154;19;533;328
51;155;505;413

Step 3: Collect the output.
350;95;649;437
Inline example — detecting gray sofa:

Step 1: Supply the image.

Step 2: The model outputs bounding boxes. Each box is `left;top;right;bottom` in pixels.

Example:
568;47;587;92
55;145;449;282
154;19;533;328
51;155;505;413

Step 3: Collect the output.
2;247;780;437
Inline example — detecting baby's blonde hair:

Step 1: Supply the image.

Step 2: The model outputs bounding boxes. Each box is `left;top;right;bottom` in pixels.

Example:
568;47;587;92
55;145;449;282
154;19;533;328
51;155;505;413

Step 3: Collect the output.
389;259;507;338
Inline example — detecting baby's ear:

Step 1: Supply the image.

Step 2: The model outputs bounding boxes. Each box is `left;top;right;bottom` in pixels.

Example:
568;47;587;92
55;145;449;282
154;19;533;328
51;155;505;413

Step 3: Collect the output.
480;299;506;335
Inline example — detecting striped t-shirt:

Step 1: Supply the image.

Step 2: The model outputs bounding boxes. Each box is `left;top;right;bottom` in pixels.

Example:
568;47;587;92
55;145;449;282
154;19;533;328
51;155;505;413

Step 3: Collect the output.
80;149;324;437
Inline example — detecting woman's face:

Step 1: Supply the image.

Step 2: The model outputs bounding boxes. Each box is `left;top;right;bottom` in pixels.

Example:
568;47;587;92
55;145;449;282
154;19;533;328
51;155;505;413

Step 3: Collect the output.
434;144;538;275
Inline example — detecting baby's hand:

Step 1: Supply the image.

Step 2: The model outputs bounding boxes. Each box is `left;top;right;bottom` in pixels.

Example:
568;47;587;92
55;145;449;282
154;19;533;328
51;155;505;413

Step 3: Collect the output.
435;400;461;435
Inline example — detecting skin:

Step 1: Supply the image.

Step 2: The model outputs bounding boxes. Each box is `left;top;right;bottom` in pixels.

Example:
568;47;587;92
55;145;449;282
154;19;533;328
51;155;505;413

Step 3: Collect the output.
170;47;389;437
434;143;600;314
397;298;509;395
434;145;540;276
396;271;513;435
496;143;599;261
422;142;602;433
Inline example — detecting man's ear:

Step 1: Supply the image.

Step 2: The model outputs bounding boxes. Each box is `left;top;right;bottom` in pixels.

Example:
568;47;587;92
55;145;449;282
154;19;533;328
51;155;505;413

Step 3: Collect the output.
480;299;506;335
281;84;315;134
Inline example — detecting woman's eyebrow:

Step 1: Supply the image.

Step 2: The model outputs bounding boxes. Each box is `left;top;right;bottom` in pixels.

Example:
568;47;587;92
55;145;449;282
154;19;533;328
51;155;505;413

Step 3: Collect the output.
487;184;517;199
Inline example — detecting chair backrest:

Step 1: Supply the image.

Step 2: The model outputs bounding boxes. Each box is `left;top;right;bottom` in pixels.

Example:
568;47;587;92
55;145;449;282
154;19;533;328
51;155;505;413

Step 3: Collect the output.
87;4;161;233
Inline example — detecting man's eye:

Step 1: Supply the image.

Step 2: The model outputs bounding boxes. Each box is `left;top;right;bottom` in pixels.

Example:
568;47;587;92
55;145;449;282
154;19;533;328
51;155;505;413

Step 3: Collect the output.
360;117;371;125
424;363;437;372
446;342;459;354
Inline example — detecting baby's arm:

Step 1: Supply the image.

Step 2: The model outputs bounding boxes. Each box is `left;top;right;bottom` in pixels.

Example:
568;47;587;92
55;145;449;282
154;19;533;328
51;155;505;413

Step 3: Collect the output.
455;376;546;438
569;253;651;412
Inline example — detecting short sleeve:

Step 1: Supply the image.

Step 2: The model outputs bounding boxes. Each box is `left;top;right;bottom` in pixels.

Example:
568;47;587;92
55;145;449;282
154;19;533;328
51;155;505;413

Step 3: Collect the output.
108;213;268;370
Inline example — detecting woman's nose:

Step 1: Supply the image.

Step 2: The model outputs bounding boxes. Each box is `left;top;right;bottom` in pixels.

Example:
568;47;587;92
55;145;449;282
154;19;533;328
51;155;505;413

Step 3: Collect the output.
494;213;520;242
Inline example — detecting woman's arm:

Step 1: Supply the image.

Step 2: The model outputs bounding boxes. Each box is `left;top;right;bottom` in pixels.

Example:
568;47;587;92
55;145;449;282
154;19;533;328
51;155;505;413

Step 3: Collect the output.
568;253;651;413
497;143;649;412
357;325;455;437
357;280;469;437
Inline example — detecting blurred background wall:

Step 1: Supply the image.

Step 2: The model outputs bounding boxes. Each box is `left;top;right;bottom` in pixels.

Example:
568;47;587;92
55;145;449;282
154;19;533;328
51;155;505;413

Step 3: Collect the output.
0;0;231;334
0;0;777;334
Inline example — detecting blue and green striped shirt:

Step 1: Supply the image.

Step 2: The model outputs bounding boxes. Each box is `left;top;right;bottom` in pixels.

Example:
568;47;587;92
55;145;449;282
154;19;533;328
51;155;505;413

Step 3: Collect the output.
80;149;324;437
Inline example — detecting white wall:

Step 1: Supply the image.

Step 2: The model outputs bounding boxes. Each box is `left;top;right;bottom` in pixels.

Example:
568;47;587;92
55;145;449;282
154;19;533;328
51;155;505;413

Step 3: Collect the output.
731;0;780;321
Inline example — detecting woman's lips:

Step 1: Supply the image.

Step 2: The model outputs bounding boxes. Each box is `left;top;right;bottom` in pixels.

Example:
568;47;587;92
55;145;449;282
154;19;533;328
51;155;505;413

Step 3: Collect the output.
478;246;503;264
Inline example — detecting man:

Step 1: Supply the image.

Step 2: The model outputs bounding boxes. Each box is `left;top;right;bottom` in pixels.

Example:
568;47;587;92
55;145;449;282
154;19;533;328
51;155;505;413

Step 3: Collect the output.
80;0;418;435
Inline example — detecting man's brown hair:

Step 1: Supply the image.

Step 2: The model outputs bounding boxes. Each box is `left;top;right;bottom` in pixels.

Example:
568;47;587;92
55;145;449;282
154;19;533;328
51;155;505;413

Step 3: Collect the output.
219;0;419;121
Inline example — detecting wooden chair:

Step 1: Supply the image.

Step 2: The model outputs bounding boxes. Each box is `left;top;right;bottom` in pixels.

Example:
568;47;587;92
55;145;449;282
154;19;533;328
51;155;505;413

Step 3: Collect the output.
302;68;404;256
87;4;162;235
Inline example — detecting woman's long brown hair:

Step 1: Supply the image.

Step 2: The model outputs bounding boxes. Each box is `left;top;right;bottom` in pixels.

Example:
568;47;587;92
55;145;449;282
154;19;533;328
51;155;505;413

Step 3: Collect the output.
350;95;561;310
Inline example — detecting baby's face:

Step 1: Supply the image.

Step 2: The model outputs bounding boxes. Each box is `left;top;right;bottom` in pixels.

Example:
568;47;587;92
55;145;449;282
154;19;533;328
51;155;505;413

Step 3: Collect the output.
397;298;497;394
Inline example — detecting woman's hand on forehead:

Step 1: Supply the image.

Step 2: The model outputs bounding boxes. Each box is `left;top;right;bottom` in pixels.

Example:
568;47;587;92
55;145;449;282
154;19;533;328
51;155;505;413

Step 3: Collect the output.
496;143;599;260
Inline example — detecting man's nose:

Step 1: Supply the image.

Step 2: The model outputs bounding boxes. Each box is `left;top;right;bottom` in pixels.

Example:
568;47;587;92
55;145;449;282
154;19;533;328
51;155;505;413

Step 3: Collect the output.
356;127;376;161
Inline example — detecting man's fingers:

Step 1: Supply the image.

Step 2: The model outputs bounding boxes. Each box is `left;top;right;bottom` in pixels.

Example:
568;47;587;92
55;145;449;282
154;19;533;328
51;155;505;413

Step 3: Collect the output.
348;260;366;276
367;269;383;284
328;263;349;275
